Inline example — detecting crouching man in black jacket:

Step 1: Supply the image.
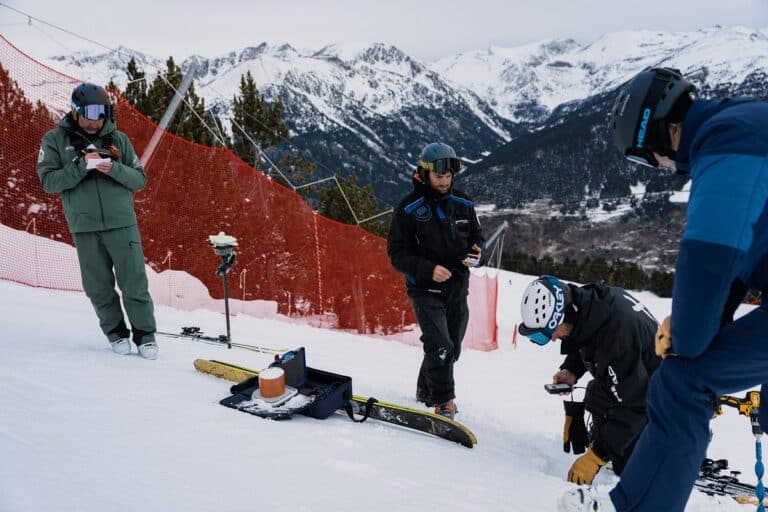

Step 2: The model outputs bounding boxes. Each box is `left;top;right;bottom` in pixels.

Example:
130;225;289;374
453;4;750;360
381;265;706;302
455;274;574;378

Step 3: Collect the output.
387;142;485;420
518;276;660;484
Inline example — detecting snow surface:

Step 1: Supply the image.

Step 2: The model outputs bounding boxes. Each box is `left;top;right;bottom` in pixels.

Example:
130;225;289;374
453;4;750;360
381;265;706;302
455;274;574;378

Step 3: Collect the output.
0;276;756;512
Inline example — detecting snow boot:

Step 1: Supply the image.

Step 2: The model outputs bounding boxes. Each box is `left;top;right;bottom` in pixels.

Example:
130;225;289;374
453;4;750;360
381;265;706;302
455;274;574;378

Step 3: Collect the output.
558;487;615;512
434;400;457;420
109;337;131;355
137;340;158;360
134;334;157;359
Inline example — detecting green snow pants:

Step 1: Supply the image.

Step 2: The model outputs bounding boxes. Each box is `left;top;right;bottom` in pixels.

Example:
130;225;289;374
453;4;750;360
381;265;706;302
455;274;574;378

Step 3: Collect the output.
72;225;156;343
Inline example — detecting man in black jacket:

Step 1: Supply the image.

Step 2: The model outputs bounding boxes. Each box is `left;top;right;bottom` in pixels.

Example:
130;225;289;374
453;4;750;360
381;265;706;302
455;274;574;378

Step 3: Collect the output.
387;142;484;419
519;276;660;485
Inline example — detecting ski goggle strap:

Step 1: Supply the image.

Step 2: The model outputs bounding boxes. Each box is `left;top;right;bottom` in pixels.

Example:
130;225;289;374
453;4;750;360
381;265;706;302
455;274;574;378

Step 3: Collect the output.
419;157;461;176
73;103;112;121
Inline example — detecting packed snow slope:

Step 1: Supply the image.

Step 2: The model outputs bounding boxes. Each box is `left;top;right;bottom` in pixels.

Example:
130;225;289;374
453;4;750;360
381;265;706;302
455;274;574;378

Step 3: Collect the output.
0;276;755;512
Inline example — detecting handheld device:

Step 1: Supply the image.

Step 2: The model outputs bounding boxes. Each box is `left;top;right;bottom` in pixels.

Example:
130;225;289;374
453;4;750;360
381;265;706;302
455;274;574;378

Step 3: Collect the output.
544;383;573;394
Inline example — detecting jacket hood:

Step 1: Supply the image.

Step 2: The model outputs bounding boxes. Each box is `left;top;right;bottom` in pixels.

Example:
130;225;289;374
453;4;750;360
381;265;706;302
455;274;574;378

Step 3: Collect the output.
560;283;614;354
675;98;754;173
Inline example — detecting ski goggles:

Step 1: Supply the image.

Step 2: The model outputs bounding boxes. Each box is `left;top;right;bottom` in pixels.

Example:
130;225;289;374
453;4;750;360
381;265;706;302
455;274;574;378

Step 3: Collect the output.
420;157;461;176
73;103;113;121
624;147;659;168
519;325;556;346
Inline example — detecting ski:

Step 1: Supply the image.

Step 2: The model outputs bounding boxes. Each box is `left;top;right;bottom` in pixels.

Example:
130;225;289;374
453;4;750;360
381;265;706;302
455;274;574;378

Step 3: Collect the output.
157;327;285;354
695;458;761;503
193;358;477;448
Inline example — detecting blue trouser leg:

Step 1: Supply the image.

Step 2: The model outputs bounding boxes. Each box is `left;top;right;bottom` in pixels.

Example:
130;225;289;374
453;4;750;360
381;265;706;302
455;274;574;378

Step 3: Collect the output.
610;306;768;511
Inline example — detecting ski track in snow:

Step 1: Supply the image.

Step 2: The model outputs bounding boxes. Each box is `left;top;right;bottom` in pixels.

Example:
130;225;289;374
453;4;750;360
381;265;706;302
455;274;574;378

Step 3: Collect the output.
0;278;753;512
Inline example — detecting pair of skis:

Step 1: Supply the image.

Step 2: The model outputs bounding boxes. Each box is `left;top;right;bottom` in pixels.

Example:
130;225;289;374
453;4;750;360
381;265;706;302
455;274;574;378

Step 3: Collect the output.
696;458;764;505
157;327;285;354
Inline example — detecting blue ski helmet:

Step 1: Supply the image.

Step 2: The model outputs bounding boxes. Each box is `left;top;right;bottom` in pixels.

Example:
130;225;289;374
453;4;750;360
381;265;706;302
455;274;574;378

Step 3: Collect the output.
518;275;567;346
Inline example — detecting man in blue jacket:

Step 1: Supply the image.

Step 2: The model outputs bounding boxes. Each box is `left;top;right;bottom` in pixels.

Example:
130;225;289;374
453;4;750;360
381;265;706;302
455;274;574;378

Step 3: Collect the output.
387;142;484;419
560;67;768;511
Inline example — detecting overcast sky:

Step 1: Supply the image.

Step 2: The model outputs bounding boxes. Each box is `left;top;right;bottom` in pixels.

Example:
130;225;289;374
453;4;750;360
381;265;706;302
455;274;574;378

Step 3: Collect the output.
3;0;768;62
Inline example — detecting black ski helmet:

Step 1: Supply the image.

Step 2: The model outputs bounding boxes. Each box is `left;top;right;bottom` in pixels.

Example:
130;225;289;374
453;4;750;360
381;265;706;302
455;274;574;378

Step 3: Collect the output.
417;142;460;176
71;83;113;120
609;67;695;167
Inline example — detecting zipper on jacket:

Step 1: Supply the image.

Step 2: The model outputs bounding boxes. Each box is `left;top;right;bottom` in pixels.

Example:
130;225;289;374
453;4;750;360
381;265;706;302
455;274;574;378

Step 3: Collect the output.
95;173;106;229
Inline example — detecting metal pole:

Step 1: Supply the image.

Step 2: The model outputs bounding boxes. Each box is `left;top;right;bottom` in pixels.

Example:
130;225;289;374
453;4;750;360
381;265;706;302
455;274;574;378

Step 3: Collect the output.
140;63;197;168
222;268;232;349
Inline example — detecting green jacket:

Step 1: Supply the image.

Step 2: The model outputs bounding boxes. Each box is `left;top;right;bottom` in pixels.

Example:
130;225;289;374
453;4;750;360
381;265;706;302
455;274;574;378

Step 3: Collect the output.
37;115;147;233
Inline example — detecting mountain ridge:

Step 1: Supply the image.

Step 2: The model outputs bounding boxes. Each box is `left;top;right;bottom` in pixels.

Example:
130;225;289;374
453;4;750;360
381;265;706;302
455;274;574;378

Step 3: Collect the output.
34;26;768;268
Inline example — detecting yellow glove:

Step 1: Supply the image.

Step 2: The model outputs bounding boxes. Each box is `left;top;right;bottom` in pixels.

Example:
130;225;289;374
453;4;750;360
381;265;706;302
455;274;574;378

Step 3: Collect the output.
567;447;606;485
655;315;672;358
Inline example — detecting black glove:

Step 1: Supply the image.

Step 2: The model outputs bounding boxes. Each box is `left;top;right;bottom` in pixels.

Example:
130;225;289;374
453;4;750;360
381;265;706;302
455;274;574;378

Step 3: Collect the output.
79;144;120;161
563;400;588;454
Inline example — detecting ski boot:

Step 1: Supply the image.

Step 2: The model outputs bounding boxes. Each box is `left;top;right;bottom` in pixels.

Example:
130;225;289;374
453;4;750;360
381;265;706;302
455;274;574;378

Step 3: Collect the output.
558;487;615;512
435;400;457;420
136;334;159;360
109;337;131;355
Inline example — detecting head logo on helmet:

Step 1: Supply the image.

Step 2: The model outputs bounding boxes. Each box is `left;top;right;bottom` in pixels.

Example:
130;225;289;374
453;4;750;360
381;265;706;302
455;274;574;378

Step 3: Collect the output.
518;275;567;346
636;107;652;149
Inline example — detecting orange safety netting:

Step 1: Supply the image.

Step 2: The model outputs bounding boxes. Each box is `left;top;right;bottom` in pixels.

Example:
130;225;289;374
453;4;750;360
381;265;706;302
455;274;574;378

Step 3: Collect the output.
0;35;497;349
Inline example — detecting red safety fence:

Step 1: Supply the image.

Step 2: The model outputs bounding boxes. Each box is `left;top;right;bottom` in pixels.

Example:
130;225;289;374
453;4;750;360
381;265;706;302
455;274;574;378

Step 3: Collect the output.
0;35;498;349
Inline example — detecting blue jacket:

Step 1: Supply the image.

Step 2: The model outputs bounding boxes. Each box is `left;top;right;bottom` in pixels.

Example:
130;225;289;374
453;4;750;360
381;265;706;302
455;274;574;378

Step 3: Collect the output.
672;98;768;357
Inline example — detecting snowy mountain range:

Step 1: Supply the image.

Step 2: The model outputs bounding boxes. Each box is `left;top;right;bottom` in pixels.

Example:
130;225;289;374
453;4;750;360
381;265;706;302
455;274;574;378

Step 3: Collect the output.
434;26;768;122
42;26;768;267
49;26;768;128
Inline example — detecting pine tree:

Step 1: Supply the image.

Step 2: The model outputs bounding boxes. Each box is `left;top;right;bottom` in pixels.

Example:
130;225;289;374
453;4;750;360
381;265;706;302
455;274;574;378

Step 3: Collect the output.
146;56;181;123
141;57;225;146
317;171;391;238
274;152;317;194
230;71;289;165
124;57;149;113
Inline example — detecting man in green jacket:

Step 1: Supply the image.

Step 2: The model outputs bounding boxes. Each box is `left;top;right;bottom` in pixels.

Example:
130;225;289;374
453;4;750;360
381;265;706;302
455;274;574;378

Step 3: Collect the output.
37;83;157;359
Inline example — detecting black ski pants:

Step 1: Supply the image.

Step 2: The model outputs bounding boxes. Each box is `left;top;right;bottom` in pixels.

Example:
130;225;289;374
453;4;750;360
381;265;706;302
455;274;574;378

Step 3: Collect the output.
412;276;469;404
584;380;642;476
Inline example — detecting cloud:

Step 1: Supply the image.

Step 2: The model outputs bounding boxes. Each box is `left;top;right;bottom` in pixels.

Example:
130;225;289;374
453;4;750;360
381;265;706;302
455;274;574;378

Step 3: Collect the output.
4;0;768;61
